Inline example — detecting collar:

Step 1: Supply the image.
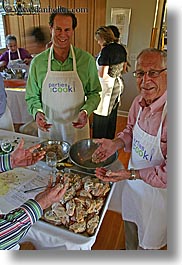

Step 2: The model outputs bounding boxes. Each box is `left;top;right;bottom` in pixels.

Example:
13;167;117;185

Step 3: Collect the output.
139;90;167;112
51;46;73;62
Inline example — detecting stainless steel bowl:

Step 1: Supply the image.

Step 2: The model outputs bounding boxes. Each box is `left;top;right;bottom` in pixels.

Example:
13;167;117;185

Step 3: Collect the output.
39;140;71;162
69;138;118;173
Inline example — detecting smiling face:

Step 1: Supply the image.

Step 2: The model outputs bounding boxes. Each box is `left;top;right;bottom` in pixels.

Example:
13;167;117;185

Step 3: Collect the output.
136;51;167;105
50;14;74;50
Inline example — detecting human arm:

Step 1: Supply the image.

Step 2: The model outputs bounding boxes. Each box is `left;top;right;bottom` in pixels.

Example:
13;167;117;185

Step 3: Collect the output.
9;138;45;169
0;51;8;68
35;111;52;132
25;53;47;119
0;138;45;173
72;110;88;128
94;95;167;188
92;138;125;163
0;61;6;68
95;162;167;189
19;48;33;65
0;177;67;250
0;75;7;118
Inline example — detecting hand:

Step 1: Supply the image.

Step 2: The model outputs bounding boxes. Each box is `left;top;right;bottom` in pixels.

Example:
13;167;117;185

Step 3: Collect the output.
92;138;121;163
35;175;68;210
95;167;130;182
10;138;45;168
72;110;88;128
23;58;32;65
35;112;52;132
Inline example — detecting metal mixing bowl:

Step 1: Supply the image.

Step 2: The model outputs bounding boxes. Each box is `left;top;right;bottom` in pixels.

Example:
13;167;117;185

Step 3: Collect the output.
39;140;71;162
69;138;118;173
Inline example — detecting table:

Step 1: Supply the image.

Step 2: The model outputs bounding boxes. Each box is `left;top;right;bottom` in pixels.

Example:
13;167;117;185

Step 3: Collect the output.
5;88;32;124
0;129;124;250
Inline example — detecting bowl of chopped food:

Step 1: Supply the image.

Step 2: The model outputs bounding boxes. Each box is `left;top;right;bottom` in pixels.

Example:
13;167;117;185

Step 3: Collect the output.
39;140;71;162
69;138;118;173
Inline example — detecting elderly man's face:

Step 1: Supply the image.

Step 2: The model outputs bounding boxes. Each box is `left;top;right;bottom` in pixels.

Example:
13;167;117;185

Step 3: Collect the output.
136;52;167;105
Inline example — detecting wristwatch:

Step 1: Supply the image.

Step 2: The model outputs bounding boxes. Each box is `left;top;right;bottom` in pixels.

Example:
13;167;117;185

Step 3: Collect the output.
129;168;137;180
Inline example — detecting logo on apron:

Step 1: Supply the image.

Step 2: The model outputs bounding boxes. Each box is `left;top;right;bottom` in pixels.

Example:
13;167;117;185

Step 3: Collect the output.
49;81;76;93
133;137;155;162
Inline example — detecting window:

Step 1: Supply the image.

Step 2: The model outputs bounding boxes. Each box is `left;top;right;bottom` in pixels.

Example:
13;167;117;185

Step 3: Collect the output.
0;14;6;48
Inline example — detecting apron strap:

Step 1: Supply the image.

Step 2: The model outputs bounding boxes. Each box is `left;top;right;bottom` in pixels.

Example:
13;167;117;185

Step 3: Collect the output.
9;48;21;62
17;48;21;60
161;101;167;123
48;45;76;72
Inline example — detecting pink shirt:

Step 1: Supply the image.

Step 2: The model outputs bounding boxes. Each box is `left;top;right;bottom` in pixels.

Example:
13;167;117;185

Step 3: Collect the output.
117;91;167;188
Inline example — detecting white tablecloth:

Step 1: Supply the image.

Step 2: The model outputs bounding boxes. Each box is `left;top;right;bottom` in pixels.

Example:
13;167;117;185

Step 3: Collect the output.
0;129;124;250
5;88;32;124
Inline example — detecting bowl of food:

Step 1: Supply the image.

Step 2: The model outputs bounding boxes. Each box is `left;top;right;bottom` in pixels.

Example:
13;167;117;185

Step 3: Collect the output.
39;140;71;162
69;138;118;173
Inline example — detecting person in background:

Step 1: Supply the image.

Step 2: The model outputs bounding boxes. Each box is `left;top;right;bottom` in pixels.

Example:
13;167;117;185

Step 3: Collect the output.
93;26;127;139
25;11;101;144
0;74;14;131
93;48;167;250
108;24;131;73
26;26;51;56
0;138;67;250
0;35;32;69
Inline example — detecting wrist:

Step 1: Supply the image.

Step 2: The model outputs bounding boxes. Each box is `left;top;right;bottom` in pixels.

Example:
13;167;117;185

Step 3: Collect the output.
128;168;140;180
113;137;124;149
81;109;88;116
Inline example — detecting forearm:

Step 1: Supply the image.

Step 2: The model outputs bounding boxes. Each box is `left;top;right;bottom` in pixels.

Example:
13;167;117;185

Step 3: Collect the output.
139;161;167;188
81;93;101;116
26;77;43;119
0;199;42;250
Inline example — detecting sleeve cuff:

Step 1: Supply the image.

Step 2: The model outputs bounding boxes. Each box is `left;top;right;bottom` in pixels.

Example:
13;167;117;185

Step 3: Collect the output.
1;153;12;172
20;199;43;225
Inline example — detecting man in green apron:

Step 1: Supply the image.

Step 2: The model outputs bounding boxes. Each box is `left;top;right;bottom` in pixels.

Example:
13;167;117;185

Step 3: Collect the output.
26;12;101;144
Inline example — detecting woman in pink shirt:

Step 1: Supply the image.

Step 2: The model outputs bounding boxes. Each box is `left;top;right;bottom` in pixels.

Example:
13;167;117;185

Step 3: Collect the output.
93;48;167;250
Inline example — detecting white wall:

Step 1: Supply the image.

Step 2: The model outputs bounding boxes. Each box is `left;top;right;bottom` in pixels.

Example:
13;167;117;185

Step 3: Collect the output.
106;0;157;113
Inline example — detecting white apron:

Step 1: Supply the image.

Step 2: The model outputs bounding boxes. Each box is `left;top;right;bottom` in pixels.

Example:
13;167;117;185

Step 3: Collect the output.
39;45;89;144
7;49;28;71
94;54;123;116
122;102;167;249
0;105;14;131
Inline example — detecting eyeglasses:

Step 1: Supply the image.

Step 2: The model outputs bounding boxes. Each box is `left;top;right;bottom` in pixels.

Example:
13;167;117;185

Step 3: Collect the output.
133;68;167;78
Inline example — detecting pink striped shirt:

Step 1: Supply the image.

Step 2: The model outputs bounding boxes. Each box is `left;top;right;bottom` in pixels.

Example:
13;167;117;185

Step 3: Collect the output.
117;91;167;188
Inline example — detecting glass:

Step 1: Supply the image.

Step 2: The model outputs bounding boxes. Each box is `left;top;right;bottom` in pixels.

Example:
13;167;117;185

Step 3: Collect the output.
0;139;12;153
46;151;57;176
133;68;167;78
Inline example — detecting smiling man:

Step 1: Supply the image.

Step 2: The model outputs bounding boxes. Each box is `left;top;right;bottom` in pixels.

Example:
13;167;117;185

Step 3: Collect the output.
25;11;101;144
92;48;167;250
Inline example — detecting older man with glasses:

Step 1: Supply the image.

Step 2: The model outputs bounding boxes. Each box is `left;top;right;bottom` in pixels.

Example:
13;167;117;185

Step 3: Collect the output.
92;48;167;250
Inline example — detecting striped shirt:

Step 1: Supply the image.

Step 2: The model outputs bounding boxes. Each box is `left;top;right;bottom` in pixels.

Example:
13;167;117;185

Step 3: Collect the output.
0;155;43;249
0;199;43;250
0;153;12;172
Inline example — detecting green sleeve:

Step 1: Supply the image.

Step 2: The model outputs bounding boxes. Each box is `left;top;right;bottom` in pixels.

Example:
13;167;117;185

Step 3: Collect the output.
25;57;45;119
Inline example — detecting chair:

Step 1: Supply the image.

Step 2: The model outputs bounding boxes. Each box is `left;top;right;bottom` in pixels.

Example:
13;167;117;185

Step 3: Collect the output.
0;105;15;131
19;119;38;136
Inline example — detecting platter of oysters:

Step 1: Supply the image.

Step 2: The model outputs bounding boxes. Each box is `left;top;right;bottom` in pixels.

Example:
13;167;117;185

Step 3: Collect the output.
42;170;114;237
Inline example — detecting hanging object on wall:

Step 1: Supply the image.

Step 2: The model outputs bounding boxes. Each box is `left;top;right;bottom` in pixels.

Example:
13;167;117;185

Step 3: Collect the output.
0;0;40;15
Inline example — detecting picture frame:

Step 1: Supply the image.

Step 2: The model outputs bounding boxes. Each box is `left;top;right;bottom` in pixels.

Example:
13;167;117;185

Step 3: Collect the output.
111;8;131;46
